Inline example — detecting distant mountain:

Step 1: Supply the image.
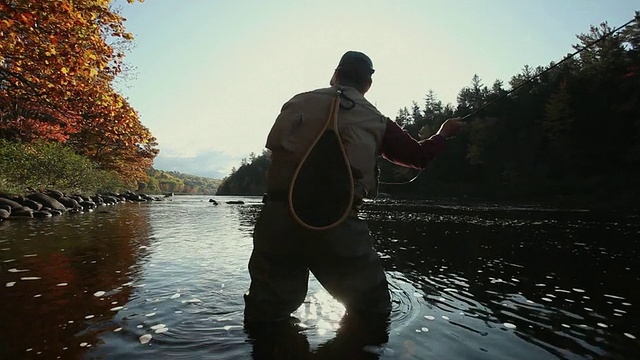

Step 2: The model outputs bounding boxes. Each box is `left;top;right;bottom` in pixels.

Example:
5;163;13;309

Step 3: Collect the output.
139;168;222;195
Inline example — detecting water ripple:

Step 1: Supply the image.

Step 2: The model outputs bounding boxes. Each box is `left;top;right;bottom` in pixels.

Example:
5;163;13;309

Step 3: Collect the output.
2;196;639;359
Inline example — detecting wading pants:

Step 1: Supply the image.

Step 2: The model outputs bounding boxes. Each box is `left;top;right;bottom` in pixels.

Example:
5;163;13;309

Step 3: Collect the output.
244;200;391;323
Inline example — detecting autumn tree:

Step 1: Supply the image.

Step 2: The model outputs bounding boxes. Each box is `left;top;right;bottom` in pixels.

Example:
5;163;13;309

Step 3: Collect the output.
0;0;157;186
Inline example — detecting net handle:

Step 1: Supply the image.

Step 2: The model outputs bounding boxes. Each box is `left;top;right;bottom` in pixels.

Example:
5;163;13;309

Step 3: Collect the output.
287;91;355;230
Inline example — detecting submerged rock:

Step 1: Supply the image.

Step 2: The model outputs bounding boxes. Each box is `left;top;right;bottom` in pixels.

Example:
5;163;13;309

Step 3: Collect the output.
49;209;63;216
33;210;53;218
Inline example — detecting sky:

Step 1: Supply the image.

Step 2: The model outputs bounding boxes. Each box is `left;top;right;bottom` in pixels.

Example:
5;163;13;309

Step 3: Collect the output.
113;0;638;179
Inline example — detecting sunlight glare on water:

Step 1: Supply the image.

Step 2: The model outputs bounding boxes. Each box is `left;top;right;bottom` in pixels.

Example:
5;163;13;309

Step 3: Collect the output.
0;196;639;359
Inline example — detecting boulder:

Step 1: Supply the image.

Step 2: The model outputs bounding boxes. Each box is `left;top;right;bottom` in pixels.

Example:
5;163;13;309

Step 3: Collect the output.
58;196;81;210
27;193;66;212
50;209;63;216
90;195;105;205
45;189;64;200
0;197;23;210
33;210;53;218
10;206;33;218
80;200;96;212
124;192;144;202
20;198;43;211
71;194;90;202
102;195;118;205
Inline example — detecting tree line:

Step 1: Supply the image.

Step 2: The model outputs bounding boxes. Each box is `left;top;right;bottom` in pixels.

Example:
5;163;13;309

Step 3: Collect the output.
217;13;640;210
217;151;269;196
140;168;222;195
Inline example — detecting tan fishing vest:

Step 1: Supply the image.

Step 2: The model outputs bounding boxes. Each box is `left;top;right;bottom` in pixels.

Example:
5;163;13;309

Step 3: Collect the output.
266;85;387;200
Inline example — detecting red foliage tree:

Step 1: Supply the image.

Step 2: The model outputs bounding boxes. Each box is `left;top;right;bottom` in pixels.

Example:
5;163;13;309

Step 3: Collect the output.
0;0;157;185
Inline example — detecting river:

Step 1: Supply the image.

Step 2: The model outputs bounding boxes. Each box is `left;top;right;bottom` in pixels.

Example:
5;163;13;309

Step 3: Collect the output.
1;195;638;359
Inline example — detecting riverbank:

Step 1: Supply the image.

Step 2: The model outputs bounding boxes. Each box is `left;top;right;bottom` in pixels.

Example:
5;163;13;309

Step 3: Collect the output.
0;189;164;221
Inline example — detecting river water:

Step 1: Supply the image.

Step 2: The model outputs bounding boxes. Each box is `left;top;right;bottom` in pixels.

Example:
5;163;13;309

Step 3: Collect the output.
1;195;639;359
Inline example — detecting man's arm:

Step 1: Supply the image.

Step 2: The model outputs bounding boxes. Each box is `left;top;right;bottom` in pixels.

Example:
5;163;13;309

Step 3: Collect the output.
379;118;462;169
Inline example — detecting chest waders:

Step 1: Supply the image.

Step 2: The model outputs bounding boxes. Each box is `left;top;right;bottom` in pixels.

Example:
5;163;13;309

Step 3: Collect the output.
288;90;355;230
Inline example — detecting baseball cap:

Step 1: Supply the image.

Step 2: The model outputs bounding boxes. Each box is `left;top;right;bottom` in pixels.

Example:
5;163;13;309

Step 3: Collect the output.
337;51;375;74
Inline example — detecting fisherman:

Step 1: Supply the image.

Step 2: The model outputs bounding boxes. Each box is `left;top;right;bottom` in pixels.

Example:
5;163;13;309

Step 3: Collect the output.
244;51;463;325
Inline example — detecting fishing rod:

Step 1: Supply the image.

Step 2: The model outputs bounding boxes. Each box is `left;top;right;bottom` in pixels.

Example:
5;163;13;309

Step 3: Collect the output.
380;16;637;186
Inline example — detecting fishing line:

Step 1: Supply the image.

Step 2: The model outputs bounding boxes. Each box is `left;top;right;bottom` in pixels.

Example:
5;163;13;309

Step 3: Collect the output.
380;16;637;186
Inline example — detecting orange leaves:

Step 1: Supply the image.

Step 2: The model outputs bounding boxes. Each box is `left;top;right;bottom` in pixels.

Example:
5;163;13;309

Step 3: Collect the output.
0;18;15;31
1;0;156;184
59;2;72;12
21;118;70;143
44;46;57;56
15;12;36;27
2;0;130;118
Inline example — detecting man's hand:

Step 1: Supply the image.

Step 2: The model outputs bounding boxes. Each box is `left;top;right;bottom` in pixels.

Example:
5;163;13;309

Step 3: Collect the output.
436;118;464;139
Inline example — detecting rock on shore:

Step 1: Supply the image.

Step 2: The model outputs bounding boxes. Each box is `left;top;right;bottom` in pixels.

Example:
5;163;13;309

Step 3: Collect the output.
0;190;164;221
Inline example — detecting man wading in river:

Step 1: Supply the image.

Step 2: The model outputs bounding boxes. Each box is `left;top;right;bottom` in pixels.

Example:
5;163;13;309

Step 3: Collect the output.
244;51;462;328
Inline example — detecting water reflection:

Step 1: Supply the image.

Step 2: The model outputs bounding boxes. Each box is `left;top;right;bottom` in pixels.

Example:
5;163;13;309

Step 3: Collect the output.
0;205;152;359
365;201;640;359
1;197;639;359
246;313;390;360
